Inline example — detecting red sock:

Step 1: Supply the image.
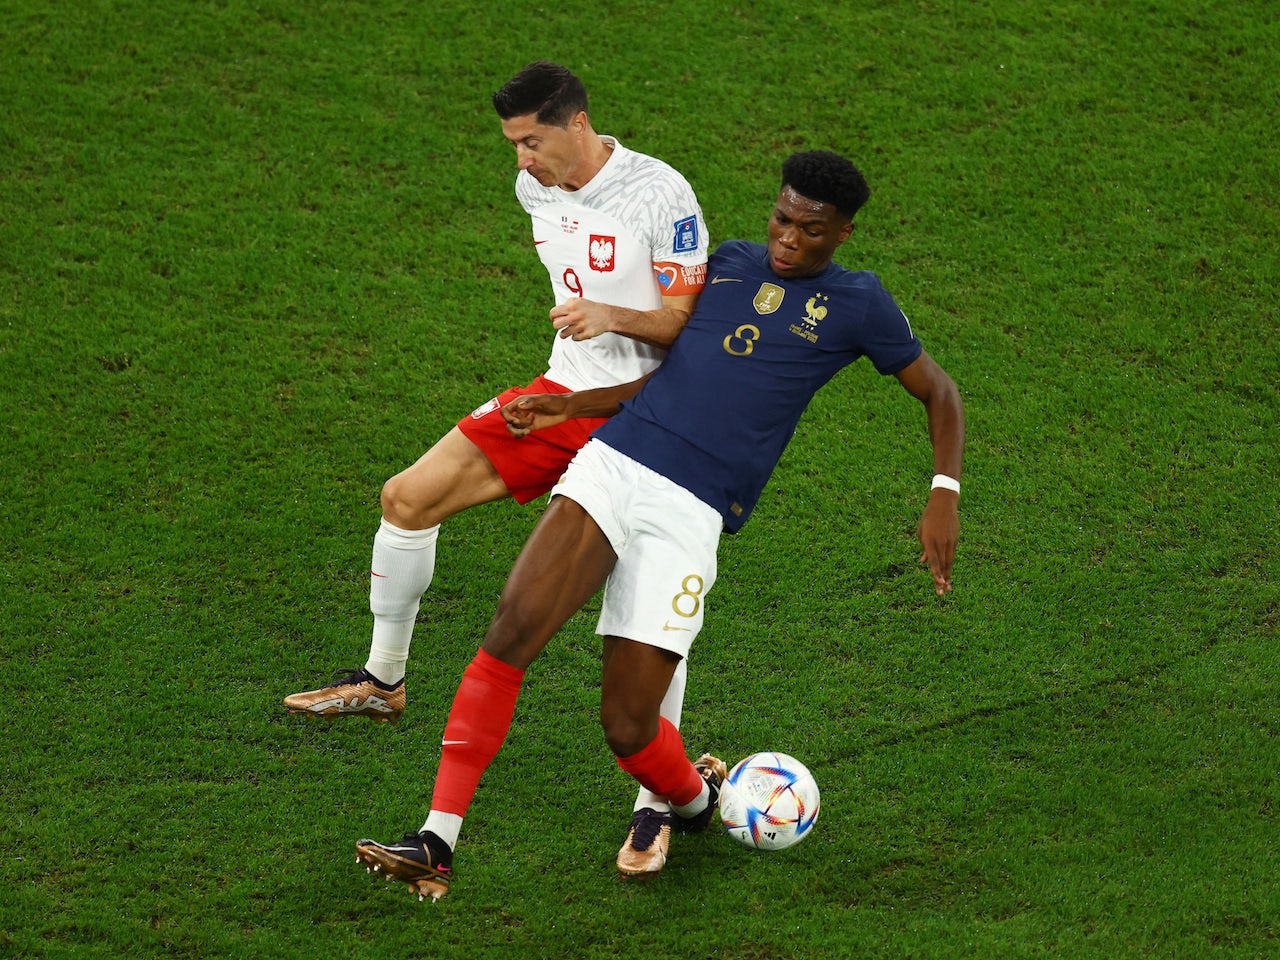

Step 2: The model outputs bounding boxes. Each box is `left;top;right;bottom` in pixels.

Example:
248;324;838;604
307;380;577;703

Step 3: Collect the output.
429;649;525;816
615;717;704;806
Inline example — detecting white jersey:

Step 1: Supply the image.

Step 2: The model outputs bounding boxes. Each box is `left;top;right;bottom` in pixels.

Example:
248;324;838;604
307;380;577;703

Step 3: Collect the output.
515;136;708;390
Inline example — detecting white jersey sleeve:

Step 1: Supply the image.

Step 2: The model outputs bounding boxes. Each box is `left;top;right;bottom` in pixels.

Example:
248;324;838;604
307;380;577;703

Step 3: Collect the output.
515;138;709;391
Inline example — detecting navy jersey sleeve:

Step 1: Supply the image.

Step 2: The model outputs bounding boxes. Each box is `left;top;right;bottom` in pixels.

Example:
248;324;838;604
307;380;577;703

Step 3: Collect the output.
856;278;922;375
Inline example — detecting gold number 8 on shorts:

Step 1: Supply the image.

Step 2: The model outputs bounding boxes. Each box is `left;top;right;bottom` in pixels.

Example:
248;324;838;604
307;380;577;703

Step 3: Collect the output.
671;574;704;619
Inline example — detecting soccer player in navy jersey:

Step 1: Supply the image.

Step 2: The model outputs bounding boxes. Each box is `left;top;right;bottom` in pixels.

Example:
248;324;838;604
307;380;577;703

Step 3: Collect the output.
353;151;964;901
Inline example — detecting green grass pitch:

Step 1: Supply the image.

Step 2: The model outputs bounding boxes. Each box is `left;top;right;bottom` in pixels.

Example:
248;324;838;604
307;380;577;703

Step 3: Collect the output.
2;1;1277;957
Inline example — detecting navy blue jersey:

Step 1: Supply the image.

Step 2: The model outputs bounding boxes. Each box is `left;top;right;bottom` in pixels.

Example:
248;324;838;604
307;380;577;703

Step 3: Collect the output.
593;240;922;533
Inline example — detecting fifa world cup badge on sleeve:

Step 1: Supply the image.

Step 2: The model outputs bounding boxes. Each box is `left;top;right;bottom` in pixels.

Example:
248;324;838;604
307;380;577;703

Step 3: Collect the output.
673;215;699;253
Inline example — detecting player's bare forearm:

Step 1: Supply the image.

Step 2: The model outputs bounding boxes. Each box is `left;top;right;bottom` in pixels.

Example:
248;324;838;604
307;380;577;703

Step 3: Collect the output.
926;389;964;483
550;293;698;347
921;384;963;594
894;351;965;594
894;352;965;478
562;377;648;418
502;376;649;437
601;303;693;347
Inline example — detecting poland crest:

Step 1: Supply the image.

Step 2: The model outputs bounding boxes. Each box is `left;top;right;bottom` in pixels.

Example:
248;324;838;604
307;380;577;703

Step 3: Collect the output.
589;234;616;272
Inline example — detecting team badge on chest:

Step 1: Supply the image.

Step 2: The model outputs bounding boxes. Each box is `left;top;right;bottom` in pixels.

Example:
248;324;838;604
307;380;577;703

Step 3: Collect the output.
589;235;616;272
789;293;829;344
753;282;785;315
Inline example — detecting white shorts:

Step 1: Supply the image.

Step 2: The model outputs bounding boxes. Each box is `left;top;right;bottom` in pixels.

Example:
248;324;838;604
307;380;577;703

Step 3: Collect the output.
553;439;722;658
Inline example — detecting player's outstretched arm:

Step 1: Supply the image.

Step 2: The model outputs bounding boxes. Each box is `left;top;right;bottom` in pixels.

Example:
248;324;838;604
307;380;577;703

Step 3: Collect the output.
502;376;650;438
893;352;965;595
549;292;699;347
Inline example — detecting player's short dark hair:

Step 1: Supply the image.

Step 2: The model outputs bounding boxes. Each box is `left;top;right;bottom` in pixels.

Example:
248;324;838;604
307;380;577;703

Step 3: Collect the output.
492;61;589;127
781;151;871;219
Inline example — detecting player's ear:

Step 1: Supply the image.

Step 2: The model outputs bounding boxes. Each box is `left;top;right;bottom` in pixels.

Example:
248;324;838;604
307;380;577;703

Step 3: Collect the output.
836;219;855;245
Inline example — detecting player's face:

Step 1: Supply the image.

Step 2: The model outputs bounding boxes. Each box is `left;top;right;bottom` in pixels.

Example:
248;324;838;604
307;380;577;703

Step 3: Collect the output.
766;186;854;279
500;112;589;190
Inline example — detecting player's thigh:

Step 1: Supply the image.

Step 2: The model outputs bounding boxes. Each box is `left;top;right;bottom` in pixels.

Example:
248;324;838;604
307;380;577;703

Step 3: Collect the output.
381;427;510;528
482;497;618;669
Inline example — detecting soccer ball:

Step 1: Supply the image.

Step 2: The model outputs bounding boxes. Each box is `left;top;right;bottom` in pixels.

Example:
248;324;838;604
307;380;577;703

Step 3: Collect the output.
718;752;820;851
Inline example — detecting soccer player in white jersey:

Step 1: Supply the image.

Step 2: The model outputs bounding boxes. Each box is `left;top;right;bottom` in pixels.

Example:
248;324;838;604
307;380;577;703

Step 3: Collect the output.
283;62;708;876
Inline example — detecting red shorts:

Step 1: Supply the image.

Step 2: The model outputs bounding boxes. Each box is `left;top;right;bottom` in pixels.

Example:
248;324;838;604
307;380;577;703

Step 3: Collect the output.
456;375;609;504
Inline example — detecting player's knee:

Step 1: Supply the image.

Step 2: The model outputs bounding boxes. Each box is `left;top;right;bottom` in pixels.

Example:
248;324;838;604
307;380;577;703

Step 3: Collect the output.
599;702;653;759
380;472;426;527
380;473;405;517
480;597;546;671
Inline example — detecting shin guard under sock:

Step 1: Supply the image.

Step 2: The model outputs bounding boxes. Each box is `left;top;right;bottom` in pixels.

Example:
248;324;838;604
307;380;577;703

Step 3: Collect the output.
367;520;439;684
429;649;524;817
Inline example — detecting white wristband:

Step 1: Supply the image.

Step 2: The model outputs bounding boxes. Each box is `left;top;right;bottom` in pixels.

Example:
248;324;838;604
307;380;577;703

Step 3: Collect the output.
931;474;960;494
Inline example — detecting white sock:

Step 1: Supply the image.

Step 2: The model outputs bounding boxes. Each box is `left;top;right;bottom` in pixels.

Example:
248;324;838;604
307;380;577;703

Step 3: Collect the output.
632;658;688;814
366;519;439;685
421;811;463;850
670;781;709;820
